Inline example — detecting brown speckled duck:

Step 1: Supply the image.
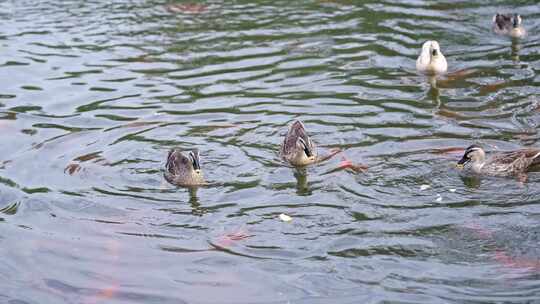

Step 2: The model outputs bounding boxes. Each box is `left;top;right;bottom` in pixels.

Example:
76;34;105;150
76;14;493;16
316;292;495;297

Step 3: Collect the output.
457;144;540;178
493;13;526;38
280;120;317;166
164;148;205;186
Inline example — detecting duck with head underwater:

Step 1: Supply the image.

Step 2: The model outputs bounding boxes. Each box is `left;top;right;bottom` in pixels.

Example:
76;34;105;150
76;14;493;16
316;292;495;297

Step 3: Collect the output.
457;144;540;180
164;148;206;186
280;120;318;166
493;13;526;39
416;40;448;75
280;120;345;167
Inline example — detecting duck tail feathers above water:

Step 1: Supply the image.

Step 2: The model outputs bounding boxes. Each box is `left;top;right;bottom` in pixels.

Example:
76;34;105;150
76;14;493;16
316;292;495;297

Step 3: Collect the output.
531;150;540;166
493;13;511;30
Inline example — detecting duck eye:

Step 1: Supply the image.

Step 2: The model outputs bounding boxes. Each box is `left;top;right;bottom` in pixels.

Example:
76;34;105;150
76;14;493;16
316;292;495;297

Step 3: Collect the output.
431;49;438;56
466;150;478;158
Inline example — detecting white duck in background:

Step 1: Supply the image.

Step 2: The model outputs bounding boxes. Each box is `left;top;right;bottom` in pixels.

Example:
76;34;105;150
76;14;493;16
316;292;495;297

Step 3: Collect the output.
416;40;448;75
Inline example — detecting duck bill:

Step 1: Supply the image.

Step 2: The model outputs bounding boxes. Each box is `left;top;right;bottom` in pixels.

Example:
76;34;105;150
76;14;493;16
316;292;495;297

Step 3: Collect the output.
456;156;469;168
428;50;438;66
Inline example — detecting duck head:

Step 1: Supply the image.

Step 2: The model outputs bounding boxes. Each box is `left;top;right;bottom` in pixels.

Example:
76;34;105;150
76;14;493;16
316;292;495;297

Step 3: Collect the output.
457;145;485;168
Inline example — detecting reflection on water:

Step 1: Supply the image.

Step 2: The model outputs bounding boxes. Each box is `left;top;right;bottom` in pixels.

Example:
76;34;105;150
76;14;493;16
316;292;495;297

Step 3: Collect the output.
511;39;523;63
1;0;540;303
460;174;483;189
293;168;310;195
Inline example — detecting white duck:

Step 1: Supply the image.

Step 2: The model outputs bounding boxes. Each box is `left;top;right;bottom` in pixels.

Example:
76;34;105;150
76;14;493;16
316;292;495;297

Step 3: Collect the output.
416;40;447;75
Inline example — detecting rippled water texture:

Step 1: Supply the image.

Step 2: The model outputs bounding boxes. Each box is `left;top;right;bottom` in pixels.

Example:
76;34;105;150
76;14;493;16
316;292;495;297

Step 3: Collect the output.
1;1;540;303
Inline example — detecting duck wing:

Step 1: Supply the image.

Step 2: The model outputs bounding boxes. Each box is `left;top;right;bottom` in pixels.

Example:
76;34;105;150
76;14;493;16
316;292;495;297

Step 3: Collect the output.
490;149;540;172
166;149;185;175
523;149;540;166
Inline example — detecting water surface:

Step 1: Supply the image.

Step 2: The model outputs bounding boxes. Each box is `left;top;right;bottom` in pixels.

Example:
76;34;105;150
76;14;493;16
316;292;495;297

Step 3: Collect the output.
1;0;540;303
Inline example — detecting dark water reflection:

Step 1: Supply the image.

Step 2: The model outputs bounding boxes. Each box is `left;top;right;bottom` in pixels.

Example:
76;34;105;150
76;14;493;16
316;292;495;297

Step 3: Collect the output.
1;0;540;303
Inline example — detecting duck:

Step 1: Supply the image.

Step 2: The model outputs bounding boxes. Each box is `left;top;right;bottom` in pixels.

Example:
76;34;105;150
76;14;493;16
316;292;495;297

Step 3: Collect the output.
280;120;318;166
416;40;448;75
164;148;205;186
493;13;526;38
457;144;540;178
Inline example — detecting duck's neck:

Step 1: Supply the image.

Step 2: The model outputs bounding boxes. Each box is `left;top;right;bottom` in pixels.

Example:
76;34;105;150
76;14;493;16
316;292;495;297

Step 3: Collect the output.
471;161;485;173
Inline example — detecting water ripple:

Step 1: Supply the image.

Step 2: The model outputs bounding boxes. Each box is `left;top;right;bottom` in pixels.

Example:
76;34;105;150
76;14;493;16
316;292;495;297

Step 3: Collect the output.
1;0;540;303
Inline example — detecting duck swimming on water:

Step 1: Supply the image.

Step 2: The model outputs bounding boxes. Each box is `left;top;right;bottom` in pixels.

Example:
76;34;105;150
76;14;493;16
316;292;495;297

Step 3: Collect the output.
457;144;540;179
280;120;344;167
416;40;448;75
493;13;526;38
280;120;318;166
164;148;206;186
